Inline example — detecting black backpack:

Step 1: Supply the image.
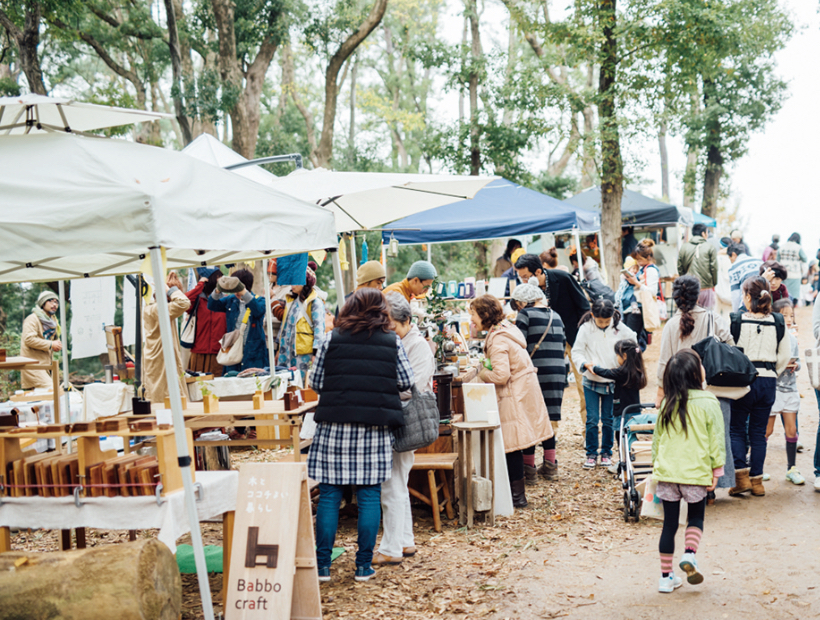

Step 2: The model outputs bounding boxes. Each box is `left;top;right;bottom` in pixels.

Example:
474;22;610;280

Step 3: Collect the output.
580;278;616;304
729;312;785;349
691;312;760;388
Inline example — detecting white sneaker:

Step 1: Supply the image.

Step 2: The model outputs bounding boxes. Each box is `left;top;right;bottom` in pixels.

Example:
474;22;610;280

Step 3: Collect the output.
814;478;820;492
658;572;683;593
796;441;804;453
679;552;703;585
762;473;771;481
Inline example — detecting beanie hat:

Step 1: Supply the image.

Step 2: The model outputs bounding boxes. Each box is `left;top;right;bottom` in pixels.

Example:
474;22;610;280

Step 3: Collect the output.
37;290;58;308
406;260;437;282
357;261;386;286
511;283;545;305
216;276;245;294
511;247;526;266
623;256;637;271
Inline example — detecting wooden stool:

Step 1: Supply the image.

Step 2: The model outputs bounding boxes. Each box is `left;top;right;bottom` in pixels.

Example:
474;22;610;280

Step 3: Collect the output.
409;453;457;532
453;422;499;528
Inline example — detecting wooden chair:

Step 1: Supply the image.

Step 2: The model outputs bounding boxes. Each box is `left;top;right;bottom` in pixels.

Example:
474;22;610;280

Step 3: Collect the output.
409;452;457;532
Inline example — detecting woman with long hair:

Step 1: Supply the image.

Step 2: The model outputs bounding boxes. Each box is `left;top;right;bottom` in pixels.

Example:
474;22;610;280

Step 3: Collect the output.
622;239;662;349
278;266;326;381
308;288;415;583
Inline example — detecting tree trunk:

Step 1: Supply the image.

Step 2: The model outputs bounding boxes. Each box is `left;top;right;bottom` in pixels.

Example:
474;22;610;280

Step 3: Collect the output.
701;81;722;218
658;118;669;201
682;144;698;208
597;0;623;290
314;0;389;168
580;64;597;189
0;539;181;620
0;6;47;94
163;0;193;145
466;0;482;175
348;56;357;161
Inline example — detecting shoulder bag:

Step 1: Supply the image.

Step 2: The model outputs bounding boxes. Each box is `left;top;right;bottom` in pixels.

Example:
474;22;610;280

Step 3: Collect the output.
216;306;251;366
392;385;440;453
805;320;820;390
529;309;555;358
692;313;757;388
179;296;199;349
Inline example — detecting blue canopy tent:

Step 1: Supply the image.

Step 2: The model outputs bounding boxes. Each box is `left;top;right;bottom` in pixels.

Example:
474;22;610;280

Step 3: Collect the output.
565;186;694;228
693;211;717;227
380;179;600;244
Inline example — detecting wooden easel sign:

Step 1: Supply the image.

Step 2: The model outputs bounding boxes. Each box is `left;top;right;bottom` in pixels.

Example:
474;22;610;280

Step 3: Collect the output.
226;463;322;620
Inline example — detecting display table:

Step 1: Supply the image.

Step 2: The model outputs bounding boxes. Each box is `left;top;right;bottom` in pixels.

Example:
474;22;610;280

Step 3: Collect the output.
0;392;84;452
81;383;134;421
186;373;291;402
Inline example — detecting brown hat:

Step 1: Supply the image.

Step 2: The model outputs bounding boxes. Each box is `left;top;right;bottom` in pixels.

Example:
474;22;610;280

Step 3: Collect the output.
356;261;386;287
216;275;245;294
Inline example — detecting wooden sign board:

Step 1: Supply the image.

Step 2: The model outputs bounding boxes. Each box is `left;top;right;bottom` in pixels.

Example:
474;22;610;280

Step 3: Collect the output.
226;463;321;620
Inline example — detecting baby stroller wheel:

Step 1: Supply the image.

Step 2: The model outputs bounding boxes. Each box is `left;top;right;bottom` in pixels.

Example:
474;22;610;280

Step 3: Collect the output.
623;492;631;522
629;490;641;522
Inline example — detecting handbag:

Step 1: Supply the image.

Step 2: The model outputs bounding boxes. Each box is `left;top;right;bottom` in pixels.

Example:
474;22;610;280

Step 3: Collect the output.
529;309;555;358
636;286;660;331
179;297;199;349
580;279;615;304
216;307;251;366
392;385;439;453
692;313;757;388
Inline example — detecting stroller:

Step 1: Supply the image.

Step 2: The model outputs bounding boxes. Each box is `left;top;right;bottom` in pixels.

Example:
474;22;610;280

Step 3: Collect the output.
617;403;657;523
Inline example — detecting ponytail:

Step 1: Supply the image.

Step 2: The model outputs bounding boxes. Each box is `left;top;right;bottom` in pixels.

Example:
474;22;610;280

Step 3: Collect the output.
742;276;773;315
614;339;647;390
672;275;701;338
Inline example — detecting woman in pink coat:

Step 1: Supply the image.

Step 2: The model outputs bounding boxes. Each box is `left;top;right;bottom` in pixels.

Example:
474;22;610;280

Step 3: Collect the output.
465;294;553;508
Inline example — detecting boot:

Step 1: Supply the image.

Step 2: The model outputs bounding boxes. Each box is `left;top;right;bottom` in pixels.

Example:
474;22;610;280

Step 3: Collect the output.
524;464;538;485
729;468;752;496
750;474;765;496
511;478;528;508
538;461;558;480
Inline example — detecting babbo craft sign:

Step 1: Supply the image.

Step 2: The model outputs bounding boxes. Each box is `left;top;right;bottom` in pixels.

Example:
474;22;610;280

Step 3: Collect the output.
226;463;321;620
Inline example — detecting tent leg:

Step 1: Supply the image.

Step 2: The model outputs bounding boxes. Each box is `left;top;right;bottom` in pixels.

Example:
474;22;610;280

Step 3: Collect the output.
58;280;71;453
263;259;277;374
427;243;432;263
149;247;214;620
330;249;345;308
573;228;585;281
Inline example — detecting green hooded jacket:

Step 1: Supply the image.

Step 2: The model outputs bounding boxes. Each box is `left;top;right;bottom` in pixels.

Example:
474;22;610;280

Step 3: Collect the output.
652;390;726;486
677;236;718;289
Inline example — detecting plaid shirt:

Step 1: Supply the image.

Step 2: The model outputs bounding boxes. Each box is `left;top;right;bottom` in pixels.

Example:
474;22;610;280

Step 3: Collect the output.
307;331;415;486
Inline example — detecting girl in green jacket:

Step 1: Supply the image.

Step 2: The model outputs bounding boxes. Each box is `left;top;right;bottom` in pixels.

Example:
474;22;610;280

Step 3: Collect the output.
653;349;726;594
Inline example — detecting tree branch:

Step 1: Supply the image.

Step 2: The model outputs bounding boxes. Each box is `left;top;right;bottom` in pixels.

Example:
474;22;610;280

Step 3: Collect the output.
0;9;22;43
87;5;161;40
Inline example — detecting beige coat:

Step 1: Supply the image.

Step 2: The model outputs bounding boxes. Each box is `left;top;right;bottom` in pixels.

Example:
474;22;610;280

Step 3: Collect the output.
20;313;57;390
142;290;191;403
476;321;553;452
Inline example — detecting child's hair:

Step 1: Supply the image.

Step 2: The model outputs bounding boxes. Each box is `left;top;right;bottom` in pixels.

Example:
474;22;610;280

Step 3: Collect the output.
659;349;704;437
672;275;701;338
578;298;621;330
772;298;793;314
742;276;773;315
614;339;647;390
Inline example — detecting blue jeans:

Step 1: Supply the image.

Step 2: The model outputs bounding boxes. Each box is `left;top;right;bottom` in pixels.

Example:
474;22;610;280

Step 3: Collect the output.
315;483;381;570
584;386;614;458
730;377;776;477
814;390;820;477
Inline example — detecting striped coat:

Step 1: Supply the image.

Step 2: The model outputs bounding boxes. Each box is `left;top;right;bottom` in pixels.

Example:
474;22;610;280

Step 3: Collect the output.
515;307;567;420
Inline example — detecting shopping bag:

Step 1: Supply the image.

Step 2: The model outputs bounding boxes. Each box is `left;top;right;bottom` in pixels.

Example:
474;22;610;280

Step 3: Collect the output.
392;386;439;452
180;312;196;349
805;345;820;390
639;476;664;520
636;287;660;331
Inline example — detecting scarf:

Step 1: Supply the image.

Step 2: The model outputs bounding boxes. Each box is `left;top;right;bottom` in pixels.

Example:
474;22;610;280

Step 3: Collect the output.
33;305;60;341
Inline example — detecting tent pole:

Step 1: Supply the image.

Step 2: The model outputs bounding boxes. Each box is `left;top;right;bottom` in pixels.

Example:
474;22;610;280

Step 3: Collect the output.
134;275;142;393
573;228;585;281
330;248;345;307
263;259;277;376
349;234;358;270
427;243;432;263
58;280;71;453
149;247;214;620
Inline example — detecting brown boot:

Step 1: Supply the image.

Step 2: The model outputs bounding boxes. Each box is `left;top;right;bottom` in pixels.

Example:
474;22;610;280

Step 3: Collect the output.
511;478;528;508
524;464;538;485
749;474;765;496
729;468;751;496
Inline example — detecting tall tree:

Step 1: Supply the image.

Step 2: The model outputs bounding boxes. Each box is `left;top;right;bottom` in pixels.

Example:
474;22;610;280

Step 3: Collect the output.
0;1;49;94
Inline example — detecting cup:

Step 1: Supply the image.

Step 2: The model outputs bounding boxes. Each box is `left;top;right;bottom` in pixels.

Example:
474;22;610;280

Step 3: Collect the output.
457;283;466;298
465;282;475;298
448;280;458;297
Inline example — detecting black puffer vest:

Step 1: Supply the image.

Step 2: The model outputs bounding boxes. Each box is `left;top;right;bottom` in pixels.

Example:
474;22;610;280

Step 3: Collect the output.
314;329;404;428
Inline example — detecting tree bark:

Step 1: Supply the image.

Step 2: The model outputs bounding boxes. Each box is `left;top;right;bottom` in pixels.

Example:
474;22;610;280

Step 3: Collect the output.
163;0;193;145
0;539;181;620
658;118;669;201
314;0;389;168
597;0;623;290
283;43;319;167
701;80;722;218
466;0;482;175
0;5;47;94
682;144;698;208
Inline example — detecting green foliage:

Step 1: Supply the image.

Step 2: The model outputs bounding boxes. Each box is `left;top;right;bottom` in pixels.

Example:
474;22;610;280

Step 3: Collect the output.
0;77;20;96
533;171;578;200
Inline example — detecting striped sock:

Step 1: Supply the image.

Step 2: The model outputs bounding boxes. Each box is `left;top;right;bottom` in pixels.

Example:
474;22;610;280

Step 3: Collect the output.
523;454;536;467
684;527;702;554
544;449;557;464
660;553;674;576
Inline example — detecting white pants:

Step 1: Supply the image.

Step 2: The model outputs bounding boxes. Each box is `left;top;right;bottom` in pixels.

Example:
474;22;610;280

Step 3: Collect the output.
378;450;415;558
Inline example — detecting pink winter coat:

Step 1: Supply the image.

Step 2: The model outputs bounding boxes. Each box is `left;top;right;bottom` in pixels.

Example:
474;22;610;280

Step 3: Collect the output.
476;321;554;453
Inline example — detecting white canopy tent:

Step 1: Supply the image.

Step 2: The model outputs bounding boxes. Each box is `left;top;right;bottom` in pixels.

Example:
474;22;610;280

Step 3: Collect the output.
0;133;338;620
0;93;173;135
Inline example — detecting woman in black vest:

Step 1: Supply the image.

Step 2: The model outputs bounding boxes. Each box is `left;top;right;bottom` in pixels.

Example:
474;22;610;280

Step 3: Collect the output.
308;288;415;584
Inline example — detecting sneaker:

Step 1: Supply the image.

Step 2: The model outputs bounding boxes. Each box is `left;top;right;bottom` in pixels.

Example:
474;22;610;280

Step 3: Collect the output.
601;456;613;468
354;566;376;582
583;457;597;469
317;567;331;583
762;473;771;481
796;441;804;453
785;467;805;485
538;461;558;480
815;478;820;492
658;572;683;593
607;459;619;475
679;553;703;585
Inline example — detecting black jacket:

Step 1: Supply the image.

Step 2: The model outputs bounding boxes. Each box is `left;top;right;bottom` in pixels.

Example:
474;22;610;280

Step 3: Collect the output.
314;329;404;428
591;365;641;418
543;270;590;346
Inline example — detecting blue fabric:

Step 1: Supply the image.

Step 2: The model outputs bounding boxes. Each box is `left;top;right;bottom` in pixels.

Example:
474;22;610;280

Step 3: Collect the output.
565;186;689;228
693;211;717;227
206;292;268;370
584;385;614;458
380;179;599;244
730;377;776;476
276;253;308;286
316;483;381;569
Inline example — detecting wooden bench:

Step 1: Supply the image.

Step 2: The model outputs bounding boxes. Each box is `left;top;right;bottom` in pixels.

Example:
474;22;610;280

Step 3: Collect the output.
409;453;457;532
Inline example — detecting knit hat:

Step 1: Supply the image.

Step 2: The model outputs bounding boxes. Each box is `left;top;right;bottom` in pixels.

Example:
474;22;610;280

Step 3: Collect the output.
305;267;316;288
511;247;526;266
623;256;637;271
216;276;245;294
37;290;58;308
406;260;437;282
511;283;545;304
357;261;386;286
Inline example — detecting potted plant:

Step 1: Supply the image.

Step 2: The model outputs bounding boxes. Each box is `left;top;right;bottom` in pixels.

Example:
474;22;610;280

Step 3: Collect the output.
253;377;264;410
198;378;219;413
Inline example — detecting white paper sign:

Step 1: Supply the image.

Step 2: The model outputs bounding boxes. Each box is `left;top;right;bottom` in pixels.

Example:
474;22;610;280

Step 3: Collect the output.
70;276;116;360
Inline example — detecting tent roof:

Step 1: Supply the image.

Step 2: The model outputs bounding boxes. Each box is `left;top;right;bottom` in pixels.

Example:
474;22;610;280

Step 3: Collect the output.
565;186;693;228
0;134;337;284
182;133;277;186
380;179;600;244
693;211;717;227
